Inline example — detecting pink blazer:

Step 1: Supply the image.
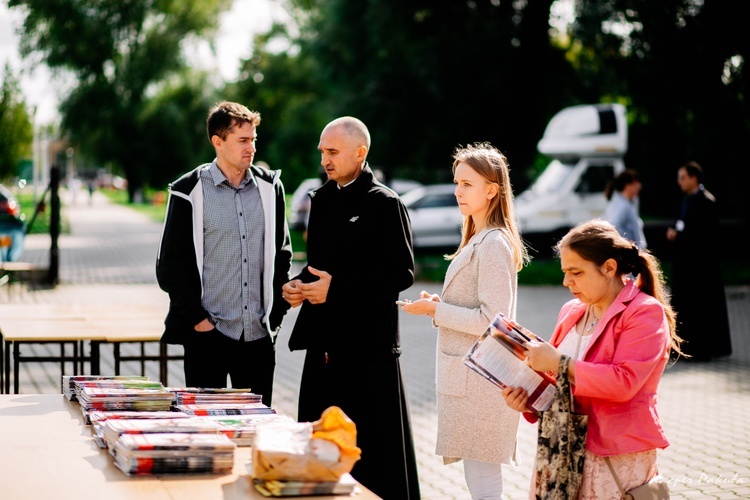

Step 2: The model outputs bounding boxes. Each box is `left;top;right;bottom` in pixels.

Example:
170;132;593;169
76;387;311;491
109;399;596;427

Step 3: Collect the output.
544;281;671;456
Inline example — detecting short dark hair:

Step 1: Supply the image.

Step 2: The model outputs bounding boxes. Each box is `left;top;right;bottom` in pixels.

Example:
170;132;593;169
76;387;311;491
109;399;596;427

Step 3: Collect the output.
206;101;261;143
681;161;703;183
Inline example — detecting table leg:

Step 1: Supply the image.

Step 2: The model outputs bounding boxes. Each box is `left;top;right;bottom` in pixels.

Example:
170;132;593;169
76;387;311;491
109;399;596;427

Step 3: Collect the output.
13;341;20;394
113;343;120;375
140;342;146;376
4;340;9;394
60;342;66;378
0;332;4;394
90;341;101;375
160;343;168;386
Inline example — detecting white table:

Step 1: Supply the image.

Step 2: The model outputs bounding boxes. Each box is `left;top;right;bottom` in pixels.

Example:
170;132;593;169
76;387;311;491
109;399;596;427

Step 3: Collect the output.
0;394;380;499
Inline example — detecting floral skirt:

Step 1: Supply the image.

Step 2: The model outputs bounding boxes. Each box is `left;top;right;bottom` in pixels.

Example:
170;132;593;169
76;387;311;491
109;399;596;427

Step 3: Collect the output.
578;448;658;500
527;448;658;499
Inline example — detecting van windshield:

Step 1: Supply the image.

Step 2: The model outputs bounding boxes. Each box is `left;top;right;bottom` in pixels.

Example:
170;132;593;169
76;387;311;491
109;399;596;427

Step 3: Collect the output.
529;159;575;195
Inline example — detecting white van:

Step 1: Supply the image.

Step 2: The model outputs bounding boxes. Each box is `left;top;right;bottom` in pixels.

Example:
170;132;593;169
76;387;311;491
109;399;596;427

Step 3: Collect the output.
516;103;627;249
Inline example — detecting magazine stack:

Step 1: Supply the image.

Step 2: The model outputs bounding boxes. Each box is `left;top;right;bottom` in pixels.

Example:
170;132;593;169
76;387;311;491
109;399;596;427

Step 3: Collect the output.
252;473;359;497
102;416;226;452
90;410;192;447
62;375;150;401
76;382;175;413
169;387;263;406
112;432;237;476
176;402;276;417
203;413;296;446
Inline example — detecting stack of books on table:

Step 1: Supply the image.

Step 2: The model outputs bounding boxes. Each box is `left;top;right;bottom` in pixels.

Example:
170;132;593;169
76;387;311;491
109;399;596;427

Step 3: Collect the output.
203;413;296;446
102;416;226;452
251;473;359;497
77;384;175;413
168;387;263;405
62;375;151;401
175;402;276;416
112;432;237;476
89;410;192;447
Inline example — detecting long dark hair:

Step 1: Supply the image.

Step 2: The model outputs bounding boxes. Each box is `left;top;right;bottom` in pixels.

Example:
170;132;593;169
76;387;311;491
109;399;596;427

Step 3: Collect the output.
556;219;685;358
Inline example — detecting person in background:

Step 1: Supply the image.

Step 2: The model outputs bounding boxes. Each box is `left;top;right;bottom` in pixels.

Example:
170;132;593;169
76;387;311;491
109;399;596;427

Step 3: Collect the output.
156;101;293;406
502;219;684;498
666;161;732;361
603;169;647;248
401;142;529;499
282;116;421;499
86;178;96;205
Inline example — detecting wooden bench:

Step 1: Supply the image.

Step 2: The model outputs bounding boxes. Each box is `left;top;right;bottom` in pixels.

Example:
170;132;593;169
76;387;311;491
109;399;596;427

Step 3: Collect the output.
0;304;182;393
0;262;47;299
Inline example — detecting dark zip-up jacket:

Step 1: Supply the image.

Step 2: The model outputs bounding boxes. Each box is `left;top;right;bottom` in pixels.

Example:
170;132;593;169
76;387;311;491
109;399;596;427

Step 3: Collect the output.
156;162;292;344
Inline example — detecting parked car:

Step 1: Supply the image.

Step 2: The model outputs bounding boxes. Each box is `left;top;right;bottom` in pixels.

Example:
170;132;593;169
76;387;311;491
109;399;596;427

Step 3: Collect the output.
289;177;424;231
288;178;324;231
0;184;26;262
400;183;462;250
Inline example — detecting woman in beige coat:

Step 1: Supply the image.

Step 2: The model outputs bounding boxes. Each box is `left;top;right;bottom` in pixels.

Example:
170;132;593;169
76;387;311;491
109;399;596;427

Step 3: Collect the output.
401;142;529;499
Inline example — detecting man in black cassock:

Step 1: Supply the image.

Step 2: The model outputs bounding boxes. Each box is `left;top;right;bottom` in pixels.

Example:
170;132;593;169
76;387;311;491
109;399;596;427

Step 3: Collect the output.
282;116;421;499
666;161;732;361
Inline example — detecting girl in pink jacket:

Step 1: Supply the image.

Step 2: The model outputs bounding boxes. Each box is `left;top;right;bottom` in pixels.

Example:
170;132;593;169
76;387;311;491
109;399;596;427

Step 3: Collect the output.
503;219;686;498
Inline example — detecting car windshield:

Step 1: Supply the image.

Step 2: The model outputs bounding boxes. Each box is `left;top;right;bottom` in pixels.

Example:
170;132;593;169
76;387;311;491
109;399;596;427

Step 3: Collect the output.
527;159;576;195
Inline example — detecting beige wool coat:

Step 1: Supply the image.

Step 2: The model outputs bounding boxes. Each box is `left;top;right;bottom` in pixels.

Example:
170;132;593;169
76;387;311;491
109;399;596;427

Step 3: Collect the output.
433;227;521;465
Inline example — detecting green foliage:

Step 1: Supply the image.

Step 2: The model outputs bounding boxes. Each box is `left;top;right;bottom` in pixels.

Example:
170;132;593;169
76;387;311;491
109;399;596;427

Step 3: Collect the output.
8;0;233;199
288;0;571;190
226;24;330;191
15;190;71;235
139;70;219;189
0;64;33;180
567;1;750;220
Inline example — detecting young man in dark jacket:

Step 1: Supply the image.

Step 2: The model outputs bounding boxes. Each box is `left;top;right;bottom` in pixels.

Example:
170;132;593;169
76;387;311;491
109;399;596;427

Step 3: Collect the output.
156;101;292;406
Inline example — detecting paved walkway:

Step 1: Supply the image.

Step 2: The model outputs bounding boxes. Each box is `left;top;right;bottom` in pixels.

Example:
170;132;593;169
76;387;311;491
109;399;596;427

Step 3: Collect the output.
4;188;750;499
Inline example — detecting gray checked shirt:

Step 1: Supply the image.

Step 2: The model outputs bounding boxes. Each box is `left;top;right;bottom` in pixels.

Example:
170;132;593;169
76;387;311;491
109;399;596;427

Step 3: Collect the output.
200;162;266;342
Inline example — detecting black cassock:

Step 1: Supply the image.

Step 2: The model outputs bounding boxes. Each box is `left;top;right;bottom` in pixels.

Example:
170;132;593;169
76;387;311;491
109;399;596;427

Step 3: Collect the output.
670;186;732;360
289;165;421;499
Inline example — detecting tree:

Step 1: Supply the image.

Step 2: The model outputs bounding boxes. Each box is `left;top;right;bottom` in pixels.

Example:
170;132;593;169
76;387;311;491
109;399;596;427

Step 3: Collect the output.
289;0;571;189
8;0;232;200
0;63;33;181
226;22;331;191
569;0;750;220
139;69;219;189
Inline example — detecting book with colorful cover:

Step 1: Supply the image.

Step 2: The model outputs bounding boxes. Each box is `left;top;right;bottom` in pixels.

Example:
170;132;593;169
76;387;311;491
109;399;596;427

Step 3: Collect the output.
62;375;150;400
114;455;234;476
464;312;557;415
252;473;359;497
103;417;225;451
90;410;190;446
170;390;263;405
176;402;276;416
115;432;237;453
205;413;295;446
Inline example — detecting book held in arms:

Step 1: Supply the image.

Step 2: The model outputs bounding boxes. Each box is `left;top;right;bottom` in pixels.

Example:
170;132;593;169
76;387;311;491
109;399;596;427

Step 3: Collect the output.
464;312;557;415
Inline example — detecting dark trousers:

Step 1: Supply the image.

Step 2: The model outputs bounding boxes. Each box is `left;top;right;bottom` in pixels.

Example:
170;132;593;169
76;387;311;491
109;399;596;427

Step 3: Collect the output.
298;349;421;500
183;329;275;406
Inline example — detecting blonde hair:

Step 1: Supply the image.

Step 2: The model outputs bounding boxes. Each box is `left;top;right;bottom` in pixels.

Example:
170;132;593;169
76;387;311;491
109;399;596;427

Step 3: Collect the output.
446;142;530;271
